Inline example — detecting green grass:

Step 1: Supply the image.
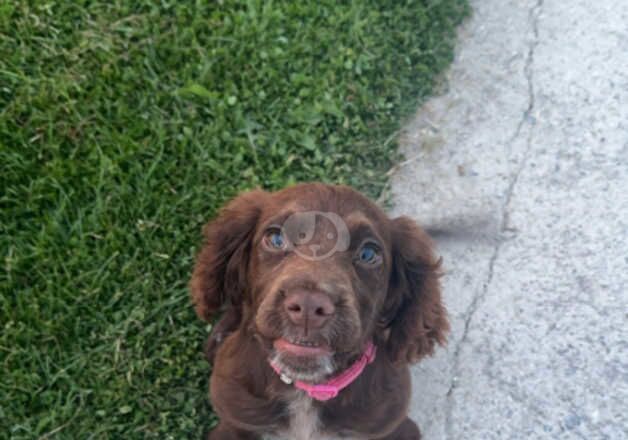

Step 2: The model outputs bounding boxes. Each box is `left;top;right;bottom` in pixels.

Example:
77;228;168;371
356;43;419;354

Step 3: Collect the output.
0;0;468;438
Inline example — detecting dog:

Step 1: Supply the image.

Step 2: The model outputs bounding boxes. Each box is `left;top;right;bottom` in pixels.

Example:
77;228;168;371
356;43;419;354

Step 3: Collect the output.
190;183;448;439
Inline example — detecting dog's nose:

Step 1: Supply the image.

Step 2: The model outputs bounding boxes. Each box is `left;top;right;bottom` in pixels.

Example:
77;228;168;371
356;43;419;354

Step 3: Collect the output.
283;291;335;329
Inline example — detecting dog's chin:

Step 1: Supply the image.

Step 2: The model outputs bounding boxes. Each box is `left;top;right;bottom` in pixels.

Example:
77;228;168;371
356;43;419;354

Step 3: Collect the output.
270;350;335;383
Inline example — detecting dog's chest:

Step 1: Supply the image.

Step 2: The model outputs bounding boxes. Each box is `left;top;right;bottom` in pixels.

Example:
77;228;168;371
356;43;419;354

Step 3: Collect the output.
264;393;361;440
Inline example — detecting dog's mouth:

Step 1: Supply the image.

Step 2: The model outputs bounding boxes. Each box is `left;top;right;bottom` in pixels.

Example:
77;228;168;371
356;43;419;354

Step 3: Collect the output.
255;303;363;382
269;337;335;382
273;337;333;358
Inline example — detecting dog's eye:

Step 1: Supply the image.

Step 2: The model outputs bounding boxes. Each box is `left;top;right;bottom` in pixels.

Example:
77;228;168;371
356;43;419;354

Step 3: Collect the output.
264;228;287;250
357;243;381;265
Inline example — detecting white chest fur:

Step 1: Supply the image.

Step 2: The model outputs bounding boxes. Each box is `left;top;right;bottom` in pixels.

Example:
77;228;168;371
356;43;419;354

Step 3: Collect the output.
286;394;321;439
264;393;362;440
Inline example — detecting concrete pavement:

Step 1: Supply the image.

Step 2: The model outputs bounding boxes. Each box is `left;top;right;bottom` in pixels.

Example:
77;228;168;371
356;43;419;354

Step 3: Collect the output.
390;0;628;438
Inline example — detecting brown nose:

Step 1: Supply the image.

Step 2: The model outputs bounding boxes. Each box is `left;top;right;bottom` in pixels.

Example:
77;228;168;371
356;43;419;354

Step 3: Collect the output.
283;290;335;329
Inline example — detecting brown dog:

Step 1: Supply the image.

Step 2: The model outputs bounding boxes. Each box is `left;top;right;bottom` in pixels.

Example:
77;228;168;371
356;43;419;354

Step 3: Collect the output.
190;183;448;439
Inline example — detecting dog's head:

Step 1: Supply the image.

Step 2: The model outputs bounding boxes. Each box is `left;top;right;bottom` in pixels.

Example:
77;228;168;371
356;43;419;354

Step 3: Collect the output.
190;183;448;382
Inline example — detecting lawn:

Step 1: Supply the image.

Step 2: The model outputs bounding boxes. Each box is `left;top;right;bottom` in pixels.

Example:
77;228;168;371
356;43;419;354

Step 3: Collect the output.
0;1;468;438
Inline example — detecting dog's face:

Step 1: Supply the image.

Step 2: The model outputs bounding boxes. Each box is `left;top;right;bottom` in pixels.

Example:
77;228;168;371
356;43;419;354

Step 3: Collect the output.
250;189;393;382
191;183;448;382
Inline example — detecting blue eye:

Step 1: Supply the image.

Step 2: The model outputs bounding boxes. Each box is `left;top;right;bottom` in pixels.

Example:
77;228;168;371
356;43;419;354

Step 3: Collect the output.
266;229;286;249
358;244;379;264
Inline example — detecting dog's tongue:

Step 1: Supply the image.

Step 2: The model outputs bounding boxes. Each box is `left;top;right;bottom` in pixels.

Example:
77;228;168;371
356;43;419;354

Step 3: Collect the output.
274;338;331;357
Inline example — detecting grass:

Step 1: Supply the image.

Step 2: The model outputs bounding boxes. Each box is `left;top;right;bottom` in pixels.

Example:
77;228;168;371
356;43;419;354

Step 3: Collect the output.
0;0;468;438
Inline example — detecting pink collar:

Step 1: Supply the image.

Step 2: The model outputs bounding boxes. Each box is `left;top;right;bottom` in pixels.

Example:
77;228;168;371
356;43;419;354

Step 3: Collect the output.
270;342;376;401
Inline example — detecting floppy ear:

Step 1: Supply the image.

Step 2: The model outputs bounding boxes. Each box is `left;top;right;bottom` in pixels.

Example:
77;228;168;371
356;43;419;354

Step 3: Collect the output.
190;190;268;322
384;216;448;364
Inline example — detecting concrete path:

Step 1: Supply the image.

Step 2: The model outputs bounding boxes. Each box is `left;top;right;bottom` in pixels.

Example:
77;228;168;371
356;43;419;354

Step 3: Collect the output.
390;0;627;438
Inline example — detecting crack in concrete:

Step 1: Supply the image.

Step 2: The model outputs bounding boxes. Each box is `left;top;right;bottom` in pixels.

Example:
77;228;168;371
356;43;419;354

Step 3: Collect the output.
502;0;544;232
444;1;544;438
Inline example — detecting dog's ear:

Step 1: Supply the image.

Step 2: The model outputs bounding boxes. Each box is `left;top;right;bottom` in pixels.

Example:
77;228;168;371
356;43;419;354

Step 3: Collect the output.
190;190;268;322
383;216;448;364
